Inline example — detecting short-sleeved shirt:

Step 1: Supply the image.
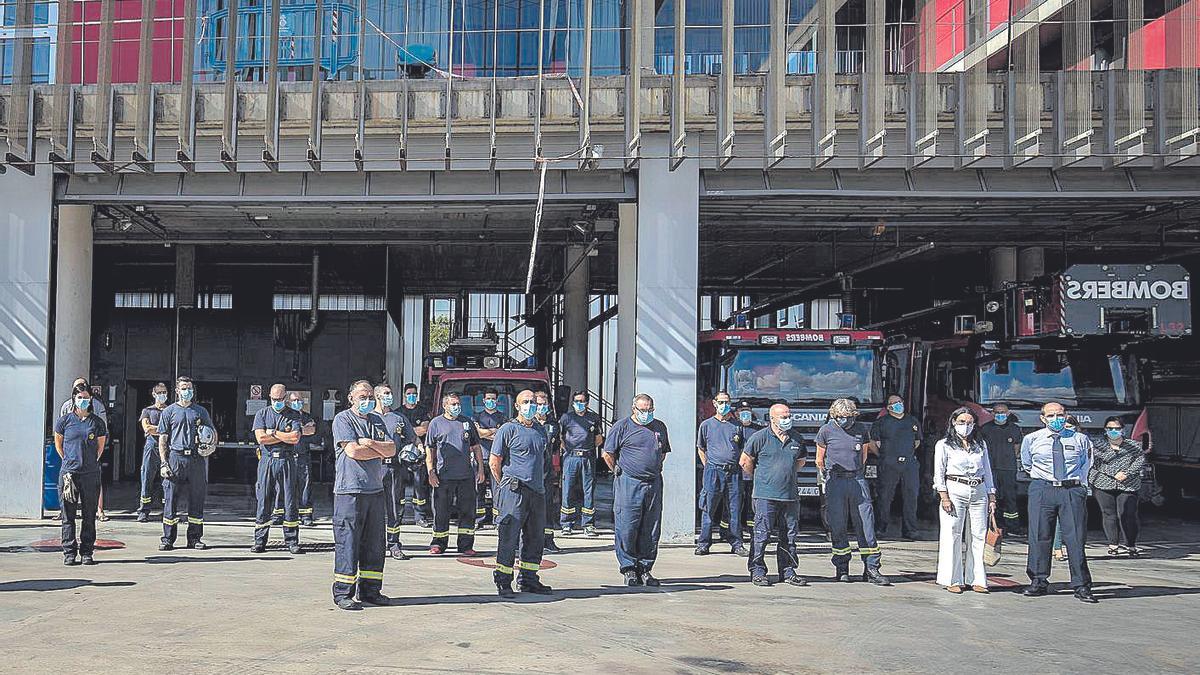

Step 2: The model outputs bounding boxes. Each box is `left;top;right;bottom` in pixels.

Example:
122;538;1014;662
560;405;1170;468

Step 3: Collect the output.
379;409;418;465
745;427;806;501
491;420;548;493
426;415;481;480
602;416;672;481
54;413;108;475
559;411;602;452
977;420;1020;471
158;403;214;452
815;420;869;472
869;414;921;462
60;398;108;424
475;409;508;451
293;411;319;453
139;405;166;441
331;409;388;494
253;407;303;455
697;416;744;466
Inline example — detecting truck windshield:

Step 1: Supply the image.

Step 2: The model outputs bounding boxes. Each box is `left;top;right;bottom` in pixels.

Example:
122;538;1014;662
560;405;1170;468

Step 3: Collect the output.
727;348;882;404
978;353;1132;406
438;379;550;417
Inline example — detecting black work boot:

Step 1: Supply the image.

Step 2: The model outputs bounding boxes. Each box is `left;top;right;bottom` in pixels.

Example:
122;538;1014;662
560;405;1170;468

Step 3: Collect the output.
494;570;516;598
863;569;893;586
518;575;554;594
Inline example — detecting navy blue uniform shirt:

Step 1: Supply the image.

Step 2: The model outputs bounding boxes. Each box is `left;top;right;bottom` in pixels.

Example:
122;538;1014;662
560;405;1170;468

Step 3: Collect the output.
492;420;548;494
603;416;672;481
745;426;806;501
331;409;388;494
139;405;165;440
54;412;108;475
868;414;921;462
379;409;418;463
559;410;602;452
426;415;481;480
815;420;870;472
977;420;1020;471
158;403;214;452
476;409;508;451
253;407;302;454
697;415;744;466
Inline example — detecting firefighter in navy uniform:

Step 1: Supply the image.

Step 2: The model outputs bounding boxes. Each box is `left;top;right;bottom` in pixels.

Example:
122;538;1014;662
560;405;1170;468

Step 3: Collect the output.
157;376;217;551
474;388;507;529
375;383;419;560
490;389;554;598
425;392;487;555
977;403;1025;535
741;404;808;587
869;395;922;540
695;391;748;557
330;380;395;610
53;386;108;566
135;382;170;522
400;383;435;527
814;398;891;585
558;391;604;537
251;384;305;555
735;402;763;538
292;393;320;526
534;391;562;553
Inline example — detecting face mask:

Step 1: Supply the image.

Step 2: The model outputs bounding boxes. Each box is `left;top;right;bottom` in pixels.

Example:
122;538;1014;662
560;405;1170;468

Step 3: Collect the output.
1061;427;1076;438
405;393;418;405
954;422;974;437
179;389;194;402
154;393;168;405
1106;428;1123;440
776;417;793;431
356;399;373;415
380;393;394;407
993;413;1008;424
635;410;654;425
834;417;852;428
519;403;536;420
483;399;497;411
271;401;286;413
739;411;753;424
1046;417;1066;433
537;404;550;416
446;404;461;418
889;403;904;415
76;397;91;411
716;402;731;415
289;400;304;412
573;402;587;414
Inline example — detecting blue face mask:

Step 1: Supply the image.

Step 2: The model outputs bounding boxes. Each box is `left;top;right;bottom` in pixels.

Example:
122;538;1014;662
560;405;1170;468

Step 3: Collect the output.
356;399;373;415
483;399;497;411
154;393;168;405
1105;428;1123;440
889;403;904;415
519;403;536;420
1046;417;1066;433
635;410;654;425
405;393;418;405
76;397;91;411
776;417;793;431
179;389;194;402
537;403;550;416
378;394;392;408
1061;427;1076;438
716;402;732;415
289;400;304;412
446;404;461;418
738;411;753;424
573;401;587;414
994;413;1009;424
272;401;286;413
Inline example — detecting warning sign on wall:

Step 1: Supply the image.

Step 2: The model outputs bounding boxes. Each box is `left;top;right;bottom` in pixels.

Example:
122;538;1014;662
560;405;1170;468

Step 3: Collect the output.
250;384;263;400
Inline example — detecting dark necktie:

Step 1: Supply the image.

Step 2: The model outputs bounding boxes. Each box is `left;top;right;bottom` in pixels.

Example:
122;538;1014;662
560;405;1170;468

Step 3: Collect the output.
1051;433;1066;481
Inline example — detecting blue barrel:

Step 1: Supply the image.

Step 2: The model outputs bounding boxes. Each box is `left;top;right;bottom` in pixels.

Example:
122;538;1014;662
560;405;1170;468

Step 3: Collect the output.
43;441;61;511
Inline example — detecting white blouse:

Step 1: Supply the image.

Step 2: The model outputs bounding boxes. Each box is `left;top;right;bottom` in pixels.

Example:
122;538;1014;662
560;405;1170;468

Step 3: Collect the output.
933;438;996;494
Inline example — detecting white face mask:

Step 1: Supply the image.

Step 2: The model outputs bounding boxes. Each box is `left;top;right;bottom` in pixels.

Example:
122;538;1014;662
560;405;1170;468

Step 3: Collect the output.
954;422;974;438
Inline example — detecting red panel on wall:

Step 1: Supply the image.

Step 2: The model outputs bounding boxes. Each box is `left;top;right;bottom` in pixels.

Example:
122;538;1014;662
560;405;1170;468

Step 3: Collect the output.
67;0;186;85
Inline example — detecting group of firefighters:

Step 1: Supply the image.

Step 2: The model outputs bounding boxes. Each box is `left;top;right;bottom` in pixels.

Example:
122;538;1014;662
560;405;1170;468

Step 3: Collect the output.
52;375;1100;608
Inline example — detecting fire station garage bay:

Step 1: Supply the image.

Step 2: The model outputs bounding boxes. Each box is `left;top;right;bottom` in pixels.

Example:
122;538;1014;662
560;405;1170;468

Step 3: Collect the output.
2;0;1200;544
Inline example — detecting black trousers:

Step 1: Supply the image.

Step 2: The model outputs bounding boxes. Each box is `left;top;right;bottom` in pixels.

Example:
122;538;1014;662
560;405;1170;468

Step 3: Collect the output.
162;452;207;546
1026;480;1092;589
875;459;919;536
382;460;406;546
748;498;800;581
431;477;476;551
137;439;161;514
402;463;433;522
994;468;1023;530
255;453;299;547
275;451;314;519
495;478;546;583
332;492;386;602
1094;488;1139;548
60;471;101;557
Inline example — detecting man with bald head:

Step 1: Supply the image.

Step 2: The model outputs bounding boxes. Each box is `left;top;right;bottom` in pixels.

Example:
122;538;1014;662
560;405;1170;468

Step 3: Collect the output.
490;389;553;597
741;404;808;587
1021;401;1096;603
252;383;305;554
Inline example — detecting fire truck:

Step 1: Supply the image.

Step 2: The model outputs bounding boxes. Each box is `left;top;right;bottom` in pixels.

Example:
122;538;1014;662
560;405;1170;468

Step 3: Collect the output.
881;264;1191;504
697;327;889;501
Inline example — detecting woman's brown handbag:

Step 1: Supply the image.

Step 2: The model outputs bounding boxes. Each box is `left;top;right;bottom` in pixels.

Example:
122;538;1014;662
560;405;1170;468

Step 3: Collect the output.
984;513;1004;566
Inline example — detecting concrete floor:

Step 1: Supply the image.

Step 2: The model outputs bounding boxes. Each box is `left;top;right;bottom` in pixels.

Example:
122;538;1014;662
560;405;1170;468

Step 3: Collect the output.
1;491;1198;674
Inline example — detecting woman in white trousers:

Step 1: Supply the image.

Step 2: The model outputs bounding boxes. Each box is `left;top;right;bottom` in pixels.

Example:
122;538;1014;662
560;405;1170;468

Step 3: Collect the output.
933;407;997;593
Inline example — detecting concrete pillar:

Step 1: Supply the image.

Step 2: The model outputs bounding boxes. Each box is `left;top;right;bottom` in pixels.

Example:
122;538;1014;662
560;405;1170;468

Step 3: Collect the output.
562;245;591;394
400;295;425;388
617;133;700;543
615;203;638;415
1018;246;1046;282
53;205;94;408
0;166;55;517
988;246;1018;291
